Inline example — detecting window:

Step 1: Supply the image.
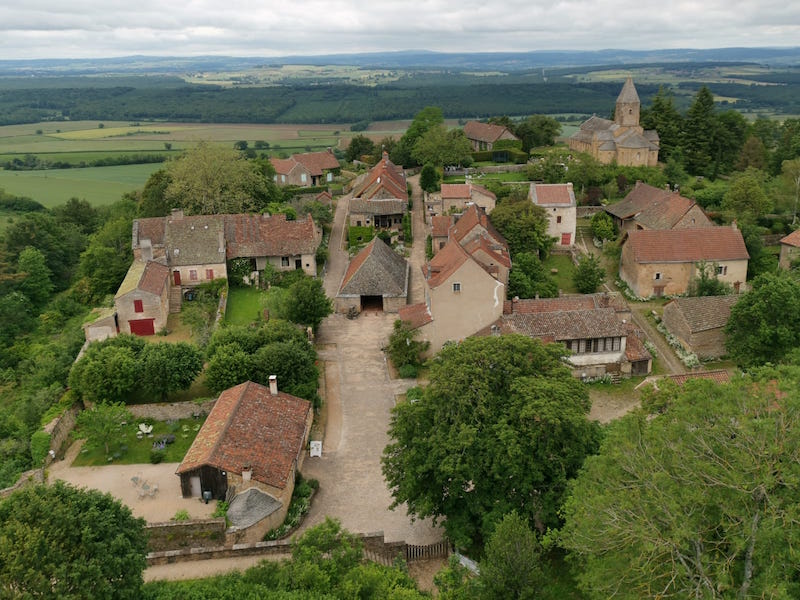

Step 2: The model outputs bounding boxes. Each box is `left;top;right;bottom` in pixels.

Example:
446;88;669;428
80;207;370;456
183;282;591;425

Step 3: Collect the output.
189;270;198;281
133;299;143;313
206;269;214;280
716;265;727;276
281;256;290;267
556;215;562;224
654;272;662;280
452;282;461;293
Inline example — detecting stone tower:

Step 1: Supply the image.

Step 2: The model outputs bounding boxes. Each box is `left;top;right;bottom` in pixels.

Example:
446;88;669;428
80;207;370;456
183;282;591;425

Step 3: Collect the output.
614;77;641;128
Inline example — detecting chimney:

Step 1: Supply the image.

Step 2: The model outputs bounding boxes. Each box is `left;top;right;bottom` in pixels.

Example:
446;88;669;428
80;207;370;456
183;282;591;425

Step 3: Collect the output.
269;375;278;396
170;208;184;220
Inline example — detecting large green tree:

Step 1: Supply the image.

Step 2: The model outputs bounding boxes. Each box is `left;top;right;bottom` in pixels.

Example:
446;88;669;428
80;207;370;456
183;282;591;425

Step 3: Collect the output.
560;371;800;599
382;335;601;549
725;271;800;367
0;481;147;598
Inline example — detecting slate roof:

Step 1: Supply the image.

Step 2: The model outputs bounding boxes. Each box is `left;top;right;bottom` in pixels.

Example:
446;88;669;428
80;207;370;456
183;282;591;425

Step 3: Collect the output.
164;214;227;266
625;228;749;263
780;229;800;248
115;260;169;298
351;152;407;202
463;121;518;144
398;302;433;330
530;183;576;207
224;214;319;258
338;238;409;298
665;295;738;333
176;381;311;490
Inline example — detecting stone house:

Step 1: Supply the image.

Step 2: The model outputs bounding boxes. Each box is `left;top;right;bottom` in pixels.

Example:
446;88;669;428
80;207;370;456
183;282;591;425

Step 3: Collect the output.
476;293;651;378
529;182;577;246
778;229;800;269
176;378;312;542
463;121;519;151
270;149;340;187
114;260;171;336
605;181;713;236
426;182;497;217
568;78;659;167
662;295;738;359
619;226;749;298
335;238;410;313
348;152;408;230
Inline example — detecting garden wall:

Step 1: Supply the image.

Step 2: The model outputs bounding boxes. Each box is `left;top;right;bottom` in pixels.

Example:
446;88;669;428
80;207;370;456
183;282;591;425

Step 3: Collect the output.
146;518;227;552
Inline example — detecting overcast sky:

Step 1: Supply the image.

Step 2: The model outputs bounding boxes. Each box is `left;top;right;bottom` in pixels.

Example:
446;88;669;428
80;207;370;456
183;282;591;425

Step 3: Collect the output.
1;0;798;60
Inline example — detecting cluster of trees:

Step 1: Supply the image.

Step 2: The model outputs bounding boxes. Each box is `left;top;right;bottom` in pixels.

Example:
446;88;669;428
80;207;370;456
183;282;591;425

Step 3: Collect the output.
204;319;320;405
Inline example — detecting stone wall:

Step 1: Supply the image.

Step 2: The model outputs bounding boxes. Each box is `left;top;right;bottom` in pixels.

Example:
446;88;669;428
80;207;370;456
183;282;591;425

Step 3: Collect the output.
146;518;227;552
128;399;216;422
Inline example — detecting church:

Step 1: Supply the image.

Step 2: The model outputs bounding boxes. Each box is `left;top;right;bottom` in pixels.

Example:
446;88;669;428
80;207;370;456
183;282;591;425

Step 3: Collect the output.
568;78;659;167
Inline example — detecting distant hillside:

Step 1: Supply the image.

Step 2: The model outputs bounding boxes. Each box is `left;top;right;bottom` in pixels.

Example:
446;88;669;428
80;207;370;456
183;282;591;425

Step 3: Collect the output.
1;47;799;76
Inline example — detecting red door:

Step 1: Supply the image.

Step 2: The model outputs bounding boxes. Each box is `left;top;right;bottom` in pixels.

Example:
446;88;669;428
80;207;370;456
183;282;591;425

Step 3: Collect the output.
129;318;155;336
173;270;181;285
561;232;572;245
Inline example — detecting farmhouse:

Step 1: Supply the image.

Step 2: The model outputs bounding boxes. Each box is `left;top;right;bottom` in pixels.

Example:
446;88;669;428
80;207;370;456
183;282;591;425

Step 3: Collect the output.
463;121;519;151
270;149;340;187
662;295;738;359
176;378;312;542
335;238;410;314
605;181;712;235
529;182;577;246
348;152;408;230
568;78;659;167
619;226;749;298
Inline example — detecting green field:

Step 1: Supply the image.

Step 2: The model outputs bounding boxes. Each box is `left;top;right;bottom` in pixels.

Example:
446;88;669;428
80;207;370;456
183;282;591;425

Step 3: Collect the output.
0;163;163;207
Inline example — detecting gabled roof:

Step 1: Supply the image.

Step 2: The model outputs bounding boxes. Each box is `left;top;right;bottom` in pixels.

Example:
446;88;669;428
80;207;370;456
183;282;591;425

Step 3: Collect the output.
165;215;226;266
224;214;319;258
449;203;506;248
176;381;311;490
463;121;518;143
780;229;800;248
530;183;576;207
338;238;409;298
625;227;749;263
351;152;407;202
291;150;339;176
665;295;738;333
115;260;170;298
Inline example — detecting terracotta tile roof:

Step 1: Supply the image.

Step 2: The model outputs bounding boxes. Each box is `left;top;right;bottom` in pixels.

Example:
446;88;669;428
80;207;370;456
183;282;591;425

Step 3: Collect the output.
292;149;339;176
625;227;749;263
463;121;518;143
530;183;576;207
780;229;800;248
398;302;433;330
668;370;731;386
338;238;409;297
432;215;453;237
138;261;170;296
422;240;470;289
449;204;507;248
665;295;738;333
176;381;311;490
165;215;227;266
224;214;319;258
351;153;407;202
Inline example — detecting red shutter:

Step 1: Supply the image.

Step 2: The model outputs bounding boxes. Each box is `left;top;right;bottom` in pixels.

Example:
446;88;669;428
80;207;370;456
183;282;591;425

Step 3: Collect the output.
133;299;143;313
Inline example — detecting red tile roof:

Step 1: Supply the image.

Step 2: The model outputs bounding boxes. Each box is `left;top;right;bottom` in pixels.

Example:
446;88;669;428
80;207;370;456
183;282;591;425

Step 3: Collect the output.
398;302;433;330
138;261;169;296
625;227;749;263
463;121;518;143
176;381;311;490
780;229;800;248
224;214;319;258
530;183;576;206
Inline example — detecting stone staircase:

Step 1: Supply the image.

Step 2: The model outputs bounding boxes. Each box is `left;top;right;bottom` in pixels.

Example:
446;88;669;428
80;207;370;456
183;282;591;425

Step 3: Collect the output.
169;286;182;313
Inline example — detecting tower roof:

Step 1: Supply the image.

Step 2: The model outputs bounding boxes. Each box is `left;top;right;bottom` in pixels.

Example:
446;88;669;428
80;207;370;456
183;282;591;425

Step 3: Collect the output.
617;77;640;104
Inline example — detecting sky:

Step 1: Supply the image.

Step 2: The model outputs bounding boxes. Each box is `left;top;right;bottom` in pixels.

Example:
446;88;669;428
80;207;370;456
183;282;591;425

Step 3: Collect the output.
1;0;799;60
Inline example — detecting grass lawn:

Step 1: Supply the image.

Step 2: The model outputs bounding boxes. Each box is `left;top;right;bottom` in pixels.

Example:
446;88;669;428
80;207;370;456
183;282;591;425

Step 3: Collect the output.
225;286;266;325
543;254;578;294
72;416;206;467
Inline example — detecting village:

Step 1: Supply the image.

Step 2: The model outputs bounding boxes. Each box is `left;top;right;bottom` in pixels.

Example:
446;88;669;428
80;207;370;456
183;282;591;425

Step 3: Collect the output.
4;76;800;595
